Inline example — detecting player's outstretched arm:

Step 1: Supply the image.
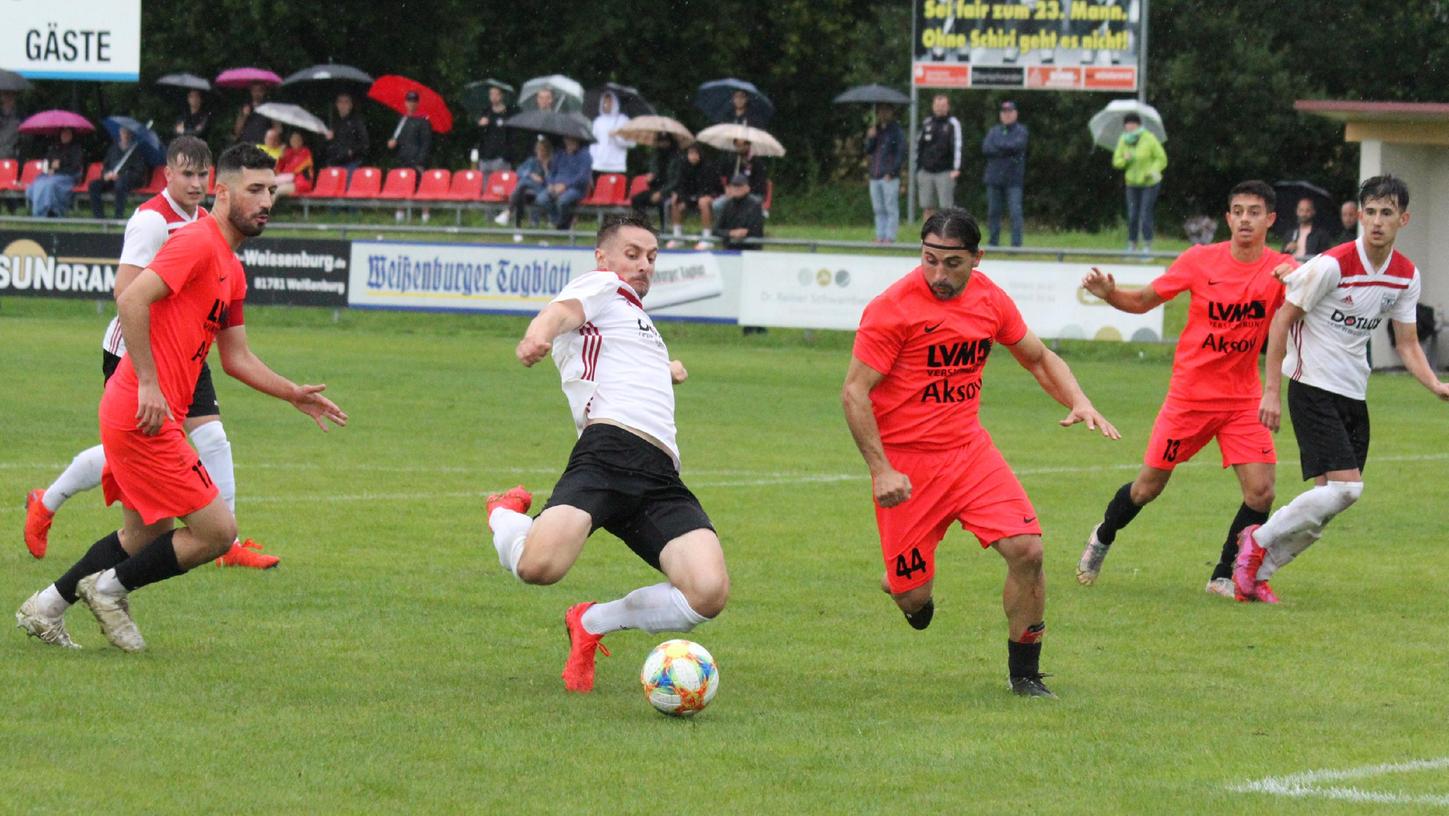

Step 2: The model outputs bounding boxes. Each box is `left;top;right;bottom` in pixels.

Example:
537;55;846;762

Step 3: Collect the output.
117;270;176;435
1006;330;1120;439
1391;320;1449;402
516;300;586;367
216;326;348;431
1081;267;1166;315
841;357;912;507
1259;304;1304;431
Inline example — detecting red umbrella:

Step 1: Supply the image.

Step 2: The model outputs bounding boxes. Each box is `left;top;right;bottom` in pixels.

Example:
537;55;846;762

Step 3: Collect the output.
367;74;453;134
215;67;283;89
18;110;95;136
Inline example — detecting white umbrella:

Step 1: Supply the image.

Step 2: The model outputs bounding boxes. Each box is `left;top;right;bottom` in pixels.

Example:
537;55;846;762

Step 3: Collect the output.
254;102;328;135
612;115;695;147
1088;99;1166;150
695;123;786;157
518;75;584;113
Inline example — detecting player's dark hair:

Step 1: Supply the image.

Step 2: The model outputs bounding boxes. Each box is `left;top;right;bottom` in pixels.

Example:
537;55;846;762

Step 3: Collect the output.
920;208;981;252
166;136;212;170
1359;175;1409;210
596;213;657;248
1228;180;1275;210
216;143;277;176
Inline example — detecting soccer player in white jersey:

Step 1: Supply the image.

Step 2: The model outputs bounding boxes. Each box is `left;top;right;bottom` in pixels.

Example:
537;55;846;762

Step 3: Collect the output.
22;137;278;569
487;213;729;693
1235;175;1449;602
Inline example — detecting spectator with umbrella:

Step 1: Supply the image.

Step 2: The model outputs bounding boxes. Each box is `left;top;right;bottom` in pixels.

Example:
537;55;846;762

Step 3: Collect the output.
589;89;633;181
982;100;1029;248
1111;112;1167;254
464;80;515;172
534;135;592;230
387;90;432;169
90;118;160;219
695;79;775;126
156;74;213;141
696;123;782;221
229;83;276;144
865;104;905;243
22;113;90;217
1281;195;1333;261
323;93;369;174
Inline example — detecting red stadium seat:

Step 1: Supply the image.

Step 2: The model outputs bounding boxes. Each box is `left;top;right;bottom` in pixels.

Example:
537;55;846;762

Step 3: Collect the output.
446;169;485;201
343;166;382;198
308;166;347;198
582;173;626;207
377;168;417;200
0;159;18;190
18;159;47;189
480;171;516;203
137;165;167;195
73;162;103;192
413;168;452;200
625;174;653;200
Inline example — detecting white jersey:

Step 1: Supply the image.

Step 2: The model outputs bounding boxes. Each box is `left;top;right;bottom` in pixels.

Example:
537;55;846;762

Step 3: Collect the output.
101;188;207;355
1281;238;1420;400
550;270;680;468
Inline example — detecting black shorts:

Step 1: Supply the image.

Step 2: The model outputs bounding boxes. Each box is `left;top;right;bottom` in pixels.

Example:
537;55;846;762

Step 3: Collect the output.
542;424;714;570
1287;379;1369;480
101;351;220;420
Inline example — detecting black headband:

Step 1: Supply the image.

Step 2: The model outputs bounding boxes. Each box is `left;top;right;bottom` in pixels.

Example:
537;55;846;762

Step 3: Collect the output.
921;240;978;252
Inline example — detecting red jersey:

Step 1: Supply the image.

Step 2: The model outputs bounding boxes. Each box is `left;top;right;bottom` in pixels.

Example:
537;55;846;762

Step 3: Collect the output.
100;217;246;430
853;267;1028;451
1151;242;1292;408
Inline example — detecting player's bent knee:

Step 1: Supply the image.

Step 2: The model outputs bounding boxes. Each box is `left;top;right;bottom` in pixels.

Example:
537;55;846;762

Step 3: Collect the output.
891;584;932;613
682;571;729;619
1327;480;1363;512
997;535;1044;572
514;556;566;586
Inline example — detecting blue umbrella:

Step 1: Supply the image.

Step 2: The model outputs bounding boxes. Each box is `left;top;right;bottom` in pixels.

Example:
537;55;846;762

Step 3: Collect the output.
102;116;165;167
694;78;775;125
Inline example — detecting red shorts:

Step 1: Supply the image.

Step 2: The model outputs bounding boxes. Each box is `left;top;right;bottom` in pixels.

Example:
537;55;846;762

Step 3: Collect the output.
875;435;1041;593
1143;401;1276;471
100;420;218;525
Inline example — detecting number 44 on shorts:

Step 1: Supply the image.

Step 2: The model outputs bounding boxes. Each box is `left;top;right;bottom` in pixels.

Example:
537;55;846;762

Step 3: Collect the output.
895;547;927;580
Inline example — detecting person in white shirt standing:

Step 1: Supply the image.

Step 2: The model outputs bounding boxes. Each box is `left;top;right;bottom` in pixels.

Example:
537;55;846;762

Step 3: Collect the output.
1235;175;1449;603
589;91;632;181
487;213;729;694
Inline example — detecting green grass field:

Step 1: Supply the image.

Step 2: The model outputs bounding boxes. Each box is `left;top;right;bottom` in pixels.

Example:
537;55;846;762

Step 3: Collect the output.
2;297;1447;814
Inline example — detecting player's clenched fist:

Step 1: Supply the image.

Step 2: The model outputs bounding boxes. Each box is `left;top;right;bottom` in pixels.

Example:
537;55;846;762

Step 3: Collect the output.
873;468;912;508
516;336;552;366
670;359;688;384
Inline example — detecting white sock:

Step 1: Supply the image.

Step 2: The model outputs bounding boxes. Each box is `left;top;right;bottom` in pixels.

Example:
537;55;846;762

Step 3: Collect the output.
1255;481;1363;581
189;422;236;513
581;582;709;635
42;444;106;511
36;584;69;616
95;568;126;596
489;507;532;576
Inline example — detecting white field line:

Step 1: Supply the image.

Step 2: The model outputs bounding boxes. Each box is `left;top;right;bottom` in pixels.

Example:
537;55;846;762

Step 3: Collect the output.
1229;756;1449;807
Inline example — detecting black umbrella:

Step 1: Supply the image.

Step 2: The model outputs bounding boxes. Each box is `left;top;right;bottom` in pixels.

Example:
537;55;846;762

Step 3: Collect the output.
694;78;775;125
502;109;594;142
155;72;211;92
0;69;32;93
281;64;374;98
1273;180;1335;240
584;83;655;118
461;79;515;122
833;84;910;105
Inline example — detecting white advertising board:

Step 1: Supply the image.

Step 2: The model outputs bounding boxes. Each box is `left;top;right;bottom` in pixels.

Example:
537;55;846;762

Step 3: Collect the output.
737;252;1164;341
2;0;142;82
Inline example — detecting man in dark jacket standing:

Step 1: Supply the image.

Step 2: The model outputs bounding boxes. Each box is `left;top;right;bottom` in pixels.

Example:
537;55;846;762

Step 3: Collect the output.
915;94;962;221
388;90;432;173
474;85;514;173
982;100;1028;247
323;93;370;172
865;104;905;243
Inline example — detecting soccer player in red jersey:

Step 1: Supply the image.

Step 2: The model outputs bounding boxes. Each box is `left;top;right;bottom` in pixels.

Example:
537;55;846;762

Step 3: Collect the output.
842;208;1120;698
16;144;347;651
1074;180;1293;599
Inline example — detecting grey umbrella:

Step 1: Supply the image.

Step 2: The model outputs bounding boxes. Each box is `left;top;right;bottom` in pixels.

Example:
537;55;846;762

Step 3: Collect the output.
156;72;212;92
502;109;594;142
0;69;32;93
281;64;374;96
833;84;910;105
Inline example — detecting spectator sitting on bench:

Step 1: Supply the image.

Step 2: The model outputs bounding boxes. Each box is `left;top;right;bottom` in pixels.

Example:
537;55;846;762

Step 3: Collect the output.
706;173;764;251
533;135;591;230
666;143;722;248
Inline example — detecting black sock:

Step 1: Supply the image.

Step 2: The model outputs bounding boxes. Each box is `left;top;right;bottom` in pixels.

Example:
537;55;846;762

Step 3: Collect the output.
1213;503;1270;580
1008;623;1046;677
1098;482;1143;546
55;531;128;603
113;530;187;592
903;597;934;630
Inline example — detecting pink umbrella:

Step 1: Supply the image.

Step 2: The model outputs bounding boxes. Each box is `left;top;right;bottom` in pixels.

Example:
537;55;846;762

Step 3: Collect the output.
18;109;95;136
215;67;283;89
